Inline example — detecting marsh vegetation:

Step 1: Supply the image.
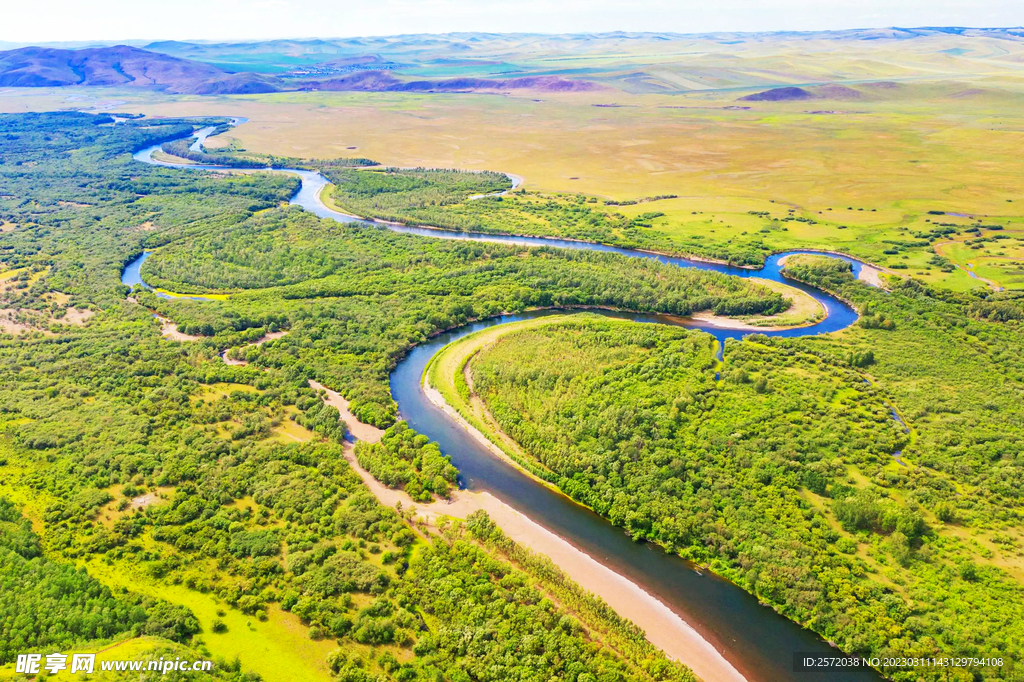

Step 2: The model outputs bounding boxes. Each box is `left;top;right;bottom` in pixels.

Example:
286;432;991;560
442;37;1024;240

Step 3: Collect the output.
440;255;1024;680
0;112;701;681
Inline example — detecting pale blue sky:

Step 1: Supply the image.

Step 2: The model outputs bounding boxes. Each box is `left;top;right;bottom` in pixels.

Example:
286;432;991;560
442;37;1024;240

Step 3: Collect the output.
3;0;1020;44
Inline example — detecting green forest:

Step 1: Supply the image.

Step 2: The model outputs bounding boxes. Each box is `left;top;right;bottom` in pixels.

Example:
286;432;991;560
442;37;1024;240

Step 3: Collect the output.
322;172;775;266
355;422;459;502
4;110;1022;681
462;257;1024;681
0;112;715;680
134;201;785;426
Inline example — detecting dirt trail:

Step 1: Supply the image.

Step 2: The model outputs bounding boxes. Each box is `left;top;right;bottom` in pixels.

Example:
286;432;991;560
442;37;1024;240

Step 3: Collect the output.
156;315;202;342
309;379;747;682
222;330;289;366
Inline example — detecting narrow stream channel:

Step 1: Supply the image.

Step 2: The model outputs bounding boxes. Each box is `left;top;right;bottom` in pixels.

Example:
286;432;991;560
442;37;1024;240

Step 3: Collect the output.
129;119;884;682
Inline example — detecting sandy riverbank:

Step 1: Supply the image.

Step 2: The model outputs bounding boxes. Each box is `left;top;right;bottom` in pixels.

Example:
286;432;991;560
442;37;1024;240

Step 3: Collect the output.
310;378;746;682
688;311;797;332
688;276;825;331
856;263;886;287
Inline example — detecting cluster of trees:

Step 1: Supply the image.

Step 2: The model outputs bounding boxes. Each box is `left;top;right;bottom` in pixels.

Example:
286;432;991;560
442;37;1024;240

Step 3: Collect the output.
0;112;697;680
323;167;511;215
464;256;1024;679
295;393;347;442
355;421;458;501
0;497;199;664
781;253;854;282
969;292;1024;322
463;510;694;682
134;203;786;425
396;517;693;682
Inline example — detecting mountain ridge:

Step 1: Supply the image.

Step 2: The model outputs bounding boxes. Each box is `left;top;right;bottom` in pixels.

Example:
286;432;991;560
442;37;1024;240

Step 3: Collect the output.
0;45;281;94
0;44;602;94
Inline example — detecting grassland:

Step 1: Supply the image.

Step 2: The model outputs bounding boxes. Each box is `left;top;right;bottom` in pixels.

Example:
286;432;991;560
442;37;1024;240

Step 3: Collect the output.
6;31;1024;291
48;77;1016;289
82;562;339;682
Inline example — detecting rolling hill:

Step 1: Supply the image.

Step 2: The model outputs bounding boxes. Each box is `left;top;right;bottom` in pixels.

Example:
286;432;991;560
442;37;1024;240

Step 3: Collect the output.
0;45;282;93
4;28;1024;97
303;72;601;92
0;44;601;94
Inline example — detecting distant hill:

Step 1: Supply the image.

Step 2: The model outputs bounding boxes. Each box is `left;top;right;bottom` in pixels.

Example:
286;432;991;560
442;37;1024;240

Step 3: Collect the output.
0;45;601;94
137;28;1024;97
0;45;283;94
738;83;883;102
739;87;814;101
304;72;601;93
138;28;1024;66
4;28;1024;97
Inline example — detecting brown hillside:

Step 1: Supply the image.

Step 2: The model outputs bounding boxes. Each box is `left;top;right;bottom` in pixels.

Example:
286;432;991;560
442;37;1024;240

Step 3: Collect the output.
0;45;283;94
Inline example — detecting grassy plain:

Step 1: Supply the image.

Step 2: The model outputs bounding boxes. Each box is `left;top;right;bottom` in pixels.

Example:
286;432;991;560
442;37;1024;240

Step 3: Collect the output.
112;84;1024;289
82;562;339;682
5;34;1024;289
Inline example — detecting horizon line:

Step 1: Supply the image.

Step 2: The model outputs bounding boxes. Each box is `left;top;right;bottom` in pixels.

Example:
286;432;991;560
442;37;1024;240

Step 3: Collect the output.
3;25;1024;50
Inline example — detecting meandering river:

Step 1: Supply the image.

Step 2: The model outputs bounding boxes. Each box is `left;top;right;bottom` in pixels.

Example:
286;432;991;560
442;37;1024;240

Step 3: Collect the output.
129;120;882;682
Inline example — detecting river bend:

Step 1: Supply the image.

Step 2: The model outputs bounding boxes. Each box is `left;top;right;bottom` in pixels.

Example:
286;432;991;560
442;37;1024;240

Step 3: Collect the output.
128;119;881;682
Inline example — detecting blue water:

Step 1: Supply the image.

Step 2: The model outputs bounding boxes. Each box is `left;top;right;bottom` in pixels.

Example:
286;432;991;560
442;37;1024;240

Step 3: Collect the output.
133;130;862;344
188;125;217;152
131;120;882;682
120;251;150;288
120;251;217;302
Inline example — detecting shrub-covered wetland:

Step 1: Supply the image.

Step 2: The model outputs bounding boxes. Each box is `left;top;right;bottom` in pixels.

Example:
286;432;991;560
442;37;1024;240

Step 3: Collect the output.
4;27;1024;681
149;76;1024;294
1;93;1023;680
150;117;1024;678
307;144;1022;292
433;254;1024;681
0;112;724;681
